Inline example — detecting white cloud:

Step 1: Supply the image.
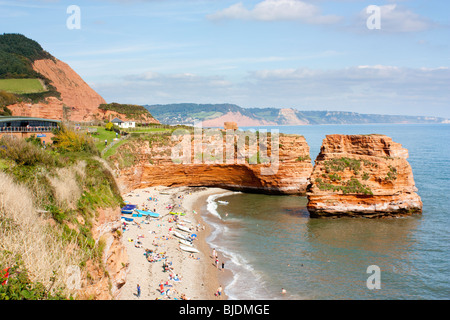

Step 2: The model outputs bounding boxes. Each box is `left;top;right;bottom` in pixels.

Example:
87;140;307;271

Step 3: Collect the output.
208;0;341;24
93;65;450;117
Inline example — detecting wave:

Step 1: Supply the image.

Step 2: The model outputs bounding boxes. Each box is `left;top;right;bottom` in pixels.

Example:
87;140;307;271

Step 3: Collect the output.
205;191;239;220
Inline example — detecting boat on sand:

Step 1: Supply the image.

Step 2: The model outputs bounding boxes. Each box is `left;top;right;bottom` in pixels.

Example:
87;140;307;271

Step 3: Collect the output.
176;224;191;233
179;245;199;253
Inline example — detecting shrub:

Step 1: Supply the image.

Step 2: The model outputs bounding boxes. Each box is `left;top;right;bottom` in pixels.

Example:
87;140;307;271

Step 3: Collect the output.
52;124;98;155
324;157;361;174
0;257;67;300
0;135;55;166
105;122;114;131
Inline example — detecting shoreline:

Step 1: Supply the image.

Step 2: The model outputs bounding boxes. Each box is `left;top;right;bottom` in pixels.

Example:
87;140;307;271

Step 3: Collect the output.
118;185;232;300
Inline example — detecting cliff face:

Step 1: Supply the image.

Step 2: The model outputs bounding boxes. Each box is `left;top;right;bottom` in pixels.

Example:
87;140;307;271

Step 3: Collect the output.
7;96;64;119
33;58;107;121
6;58;106;121
307;134;423;217
79;207;128;300
113;132;313;195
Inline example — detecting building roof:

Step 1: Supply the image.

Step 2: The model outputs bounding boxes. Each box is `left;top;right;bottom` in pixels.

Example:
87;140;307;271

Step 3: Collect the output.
0;116;61;123
111;117;123;123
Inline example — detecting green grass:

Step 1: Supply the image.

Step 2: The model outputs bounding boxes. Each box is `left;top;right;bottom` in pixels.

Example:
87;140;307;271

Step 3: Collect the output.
0;79;46;94
89;127;120;152
124;127;171;133
103;138;129;158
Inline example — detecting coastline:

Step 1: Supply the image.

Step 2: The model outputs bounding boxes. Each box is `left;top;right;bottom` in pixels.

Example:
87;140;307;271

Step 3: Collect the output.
118;185;232;300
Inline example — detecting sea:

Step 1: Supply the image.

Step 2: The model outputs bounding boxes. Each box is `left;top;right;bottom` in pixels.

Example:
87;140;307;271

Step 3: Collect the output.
199;124;450;300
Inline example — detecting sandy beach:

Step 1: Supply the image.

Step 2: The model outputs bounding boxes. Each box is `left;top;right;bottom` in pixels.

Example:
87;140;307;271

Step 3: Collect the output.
118;185;233;300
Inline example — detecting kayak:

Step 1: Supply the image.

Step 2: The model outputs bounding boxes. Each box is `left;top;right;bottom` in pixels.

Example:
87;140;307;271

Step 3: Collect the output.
177;224;191;233
172;231;189;240
170;212;186;216
179;239;193;247
179;245;199;254
135;209;160;218
121;204;137;214
181;219;192;224
218;201;229;205
121;216;134;222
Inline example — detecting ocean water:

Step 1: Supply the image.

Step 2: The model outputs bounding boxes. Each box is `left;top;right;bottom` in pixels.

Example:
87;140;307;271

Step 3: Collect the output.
200;124;450;300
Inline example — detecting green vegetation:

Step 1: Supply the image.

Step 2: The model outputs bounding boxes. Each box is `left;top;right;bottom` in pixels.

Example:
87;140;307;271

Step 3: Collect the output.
315;177;373;195
0;126;123;300
99;103;155;120
295;155;311;162
0;79;45;94
0;34;60;104
89;127;120;153
0;90;19;115
0;258;67;300
385;165;398;181
314;157;377;195
324;157;362;175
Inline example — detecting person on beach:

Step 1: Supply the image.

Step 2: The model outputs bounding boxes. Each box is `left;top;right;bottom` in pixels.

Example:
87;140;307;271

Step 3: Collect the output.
215;258;219;268
159;280;164;293
215;285;223;297
212;248;216;259
221;262;225;271
281;288;286;295
137;284;141;298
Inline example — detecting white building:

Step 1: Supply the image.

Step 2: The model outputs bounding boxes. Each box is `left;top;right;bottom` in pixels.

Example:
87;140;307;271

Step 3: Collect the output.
111;118;136;129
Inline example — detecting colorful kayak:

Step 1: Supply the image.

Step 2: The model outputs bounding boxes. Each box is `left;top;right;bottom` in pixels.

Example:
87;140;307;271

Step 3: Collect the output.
121;204;137;214
170;212;186;216
135;209;160;218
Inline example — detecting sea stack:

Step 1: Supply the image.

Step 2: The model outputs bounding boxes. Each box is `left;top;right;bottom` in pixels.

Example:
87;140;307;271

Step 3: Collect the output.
307;134;423;218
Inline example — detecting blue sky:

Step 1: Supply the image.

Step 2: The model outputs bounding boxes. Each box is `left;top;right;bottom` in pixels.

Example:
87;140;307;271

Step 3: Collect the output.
0;0;449;117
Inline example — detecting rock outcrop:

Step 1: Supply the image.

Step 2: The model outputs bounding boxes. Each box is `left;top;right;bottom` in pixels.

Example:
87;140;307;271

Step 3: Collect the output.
79;207;128;300
7;96;64;120
112;132;313;195
307;134;423;218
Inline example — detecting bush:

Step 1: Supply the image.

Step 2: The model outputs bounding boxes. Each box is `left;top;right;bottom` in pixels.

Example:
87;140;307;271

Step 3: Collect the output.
0;135;55;166
0;257;67;300
52;124;98;155
105;122;114;131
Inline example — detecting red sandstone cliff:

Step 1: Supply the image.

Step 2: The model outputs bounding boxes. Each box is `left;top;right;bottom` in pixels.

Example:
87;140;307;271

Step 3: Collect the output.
111;132;313;195
7;58;105;122
32;58;107;121
307;134;423;218
7;58;157;124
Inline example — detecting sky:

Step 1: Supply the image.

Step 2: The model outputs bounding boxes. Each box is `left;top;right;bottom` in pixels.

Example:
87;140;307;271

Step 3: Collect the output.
0;0;449;117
